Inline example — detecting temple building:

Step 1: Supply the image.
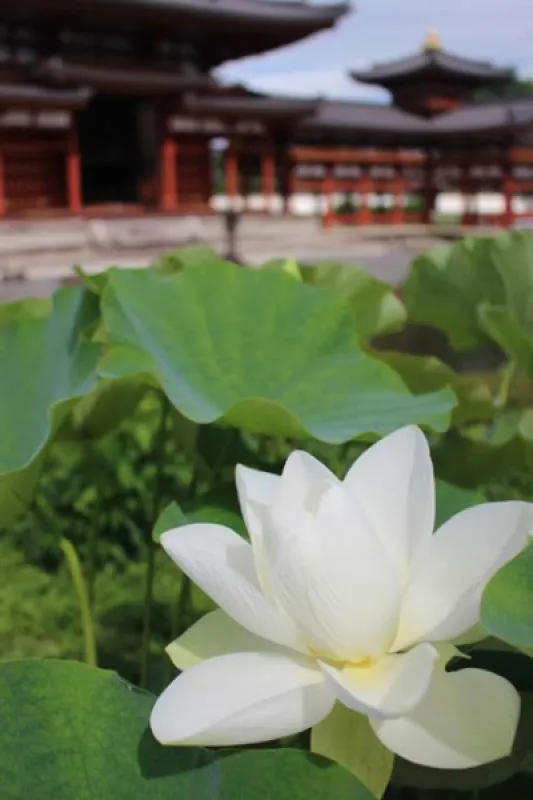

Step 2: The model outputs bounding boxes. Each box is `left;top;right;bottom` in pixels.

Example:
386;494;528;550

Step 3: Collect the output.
289;29;533;227
0;0;346;215
0;2;532;227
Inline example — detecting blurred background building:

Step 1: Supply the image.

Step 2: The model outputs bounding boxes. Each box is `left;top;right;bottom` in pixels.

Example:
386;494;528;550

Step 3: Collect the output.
1;1;533;226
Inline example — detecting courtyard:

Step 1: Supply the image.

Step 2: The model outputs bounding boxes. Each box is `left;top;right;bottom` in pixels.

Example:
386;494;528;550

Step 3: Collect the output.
0;213;482;303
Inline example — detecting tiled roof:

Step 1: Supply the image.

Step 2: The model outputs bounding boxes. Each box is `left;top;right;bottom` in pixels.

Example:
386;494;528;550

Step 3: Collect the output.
430;96;533;133
306;100;429;133
30;0;348;26
183;92;319;118
0;83;92;108
351;49;512;86
34;59;215;94
302;96;533;139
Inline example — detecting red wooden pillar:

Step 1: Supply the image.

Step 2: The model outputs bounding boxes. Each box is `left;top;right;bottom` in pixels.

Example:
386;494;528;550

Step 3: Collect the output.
66;124;82;214
225;139;239;203
322;164;335;228
160;131;177;212
0;146;6;217
502;175;514;228
281;157;294;216
261;139;276;213
461;163;475;226
358;173;372;225
391;172;404;225
502;152;514;228
422;155;435;224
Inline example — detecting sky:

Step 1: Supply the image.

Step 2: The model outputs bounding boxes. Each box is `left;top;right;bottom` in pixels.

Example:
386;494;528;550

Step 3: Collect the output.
217;0;533;102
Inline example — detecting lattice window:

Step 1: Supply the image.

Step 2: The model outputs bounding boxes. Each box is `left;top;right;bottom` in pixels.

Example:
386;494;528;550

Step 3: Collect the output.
0;22;37;64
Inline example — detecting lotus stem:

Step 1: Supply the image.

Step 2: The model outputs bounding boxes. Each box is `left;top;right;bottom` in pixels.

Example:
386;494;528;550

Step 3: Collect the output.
60;537;97;667
140;393;169;688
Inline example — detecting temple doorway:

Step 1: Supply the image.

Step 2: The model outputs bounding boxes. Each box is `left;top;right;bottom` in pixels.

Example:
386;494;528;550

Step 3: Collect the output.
77;94;156;208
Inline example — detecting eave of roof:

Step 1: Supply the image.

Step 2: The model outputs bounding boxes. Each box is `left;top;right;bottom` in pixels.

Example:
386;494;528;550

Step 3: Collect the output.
351;49;512;86
429;96;533;135
13;0;349;69
34;58;216;94
183;92;319;119
0;83;92;108
301;96;533;141
18;0;349;28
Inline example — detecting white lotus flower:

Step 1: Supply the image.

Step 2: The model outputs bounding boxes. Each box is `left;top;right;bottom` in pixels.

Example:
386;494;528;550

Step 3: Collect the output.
150;426;531;770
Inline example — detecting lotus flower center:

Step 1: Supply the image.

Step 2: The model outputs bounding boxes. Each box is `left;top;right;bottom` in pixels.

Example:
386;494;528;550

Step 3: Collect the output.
309;648;375;670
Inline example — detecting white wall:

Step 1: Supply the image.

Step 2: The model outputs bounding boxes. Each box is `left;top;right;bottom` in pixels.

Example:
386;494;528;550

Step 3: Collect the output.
212;192;533;217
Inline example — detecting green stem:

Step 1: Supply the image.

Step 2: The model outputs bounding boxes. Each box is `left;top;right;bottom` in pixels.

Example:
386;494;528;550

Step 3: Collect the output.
496;361;516;409
85;446;109;613
140;535;157;687
60;537;97;667
140;394;169;688
86;521;98;612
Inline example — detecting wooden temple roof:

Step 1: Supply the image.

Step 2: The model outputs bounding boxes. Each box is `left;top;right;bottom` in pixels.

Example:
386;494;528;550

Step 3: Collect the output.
0;83;92;109
300;96;533;142
14;1;348;63
34;58;216;95
183;92;319;120
305;100;428;134
99;0;349;25
173;88;533;141
429;97;533;135
351;34;512;88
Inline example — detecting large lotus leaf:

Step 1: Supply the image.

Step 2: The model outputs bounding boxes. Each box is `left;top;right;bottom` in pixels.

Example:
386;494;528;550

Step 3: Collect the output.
0;296;51;325
489;231;533;329
374;350;494;426
56;378;149;442
0;659;217;800
0;660;374;800
482;541;533;654
475;232;533;376
403;236;505;350
296;260;406;339
219;749;374;799
0;454;45;529
151;245;234;275
99;264;455;443
0;288;100;524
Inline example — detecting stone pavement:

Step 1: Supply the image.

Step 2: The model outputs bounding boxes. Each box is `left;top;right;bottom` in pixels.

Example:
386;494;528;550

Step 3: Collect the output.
0;214;447;302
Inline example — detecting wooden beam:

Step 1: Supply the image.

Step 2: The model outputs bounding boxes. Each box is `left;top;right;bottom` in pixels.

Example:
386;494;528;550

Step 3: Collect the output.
66;125;82;213
291;146;424;166
460;163;476;226
502;151;514;228
510;147;533;164
261;139;276;212
391;172;404;225
160;132;177;211
358;173;373;225
322;165;335;228
422;154;435;224
225;140;239;200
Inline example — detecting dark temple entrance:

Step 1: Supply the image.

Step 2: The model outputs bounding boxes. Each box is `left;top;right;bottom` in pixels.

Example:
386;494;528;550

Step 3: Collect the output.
77;94;147;206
